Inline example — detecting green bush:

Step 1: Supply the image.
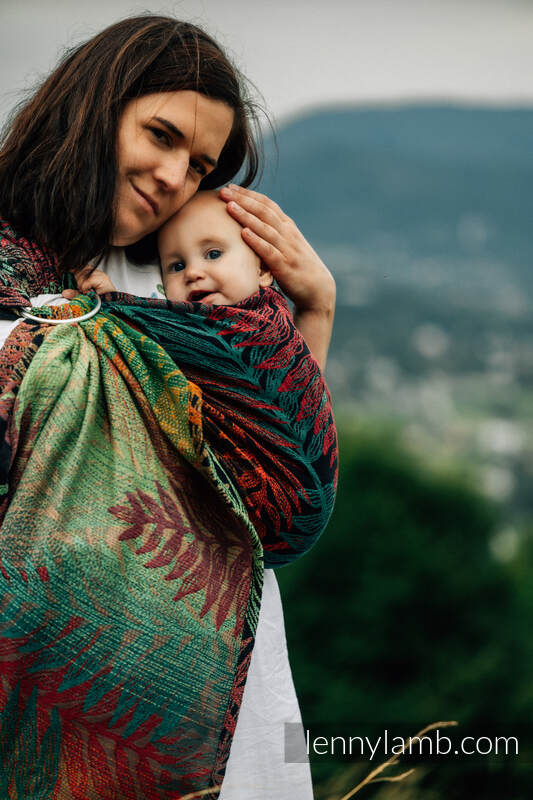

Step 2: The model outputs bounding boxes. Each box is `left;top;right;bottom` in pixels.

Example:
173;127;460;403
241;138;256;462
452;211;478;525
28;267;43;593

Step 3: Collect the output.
278;427;533;797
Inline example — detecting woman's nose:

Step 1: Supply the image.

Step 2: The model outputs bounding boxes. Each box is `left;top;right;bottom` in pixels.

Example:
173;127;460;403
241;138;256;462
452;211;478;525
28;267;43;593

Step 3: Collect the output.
153;154;189;193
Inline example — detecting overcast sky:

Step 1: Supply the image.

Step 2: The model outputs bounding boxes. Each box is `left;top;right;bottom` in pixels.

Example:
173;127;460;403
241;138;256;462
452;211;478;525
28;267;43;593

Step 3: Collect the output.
1;0;533;127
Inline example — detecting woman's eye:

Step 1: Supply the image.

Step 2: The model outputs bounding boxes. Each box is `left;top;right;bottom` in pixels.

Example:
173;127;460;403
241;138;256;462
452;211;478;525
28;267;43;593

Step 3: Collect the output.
190;160;207;178
206;249;222;261
150;127;171;146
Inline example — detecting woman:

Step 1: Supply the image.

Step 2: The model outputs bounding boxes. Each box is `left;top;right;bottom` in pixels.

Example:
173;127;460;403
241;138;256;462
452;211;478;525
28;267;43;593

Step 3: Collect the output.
0;15;336;798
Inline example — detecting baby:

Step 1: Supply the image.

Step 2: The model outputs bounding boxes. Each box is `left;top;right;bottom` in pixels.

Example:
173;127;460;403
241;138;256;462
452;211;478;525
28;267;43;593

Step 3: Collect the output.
69;191;274;304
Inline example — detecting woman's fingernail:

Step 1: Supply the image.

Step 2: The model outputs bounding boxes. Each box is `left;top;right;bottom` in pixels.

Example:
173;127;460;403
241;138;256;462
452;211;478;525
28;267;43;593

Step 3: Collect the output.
228;183;238;190
229;201;240;211
221;186;232;197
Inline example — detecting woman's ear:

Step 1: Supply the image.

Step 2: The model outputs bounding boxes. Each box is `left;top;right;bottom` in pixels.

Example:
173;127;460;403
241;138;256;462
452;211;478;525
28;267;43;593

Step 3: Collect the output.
258;261;274;288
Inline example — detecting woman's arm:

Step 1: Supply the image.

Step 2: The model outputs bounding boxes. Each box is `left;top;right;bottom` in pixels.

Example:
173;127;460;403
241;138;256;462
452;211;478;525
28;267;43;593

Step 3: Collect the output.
292;301;335;373
219;185;336;371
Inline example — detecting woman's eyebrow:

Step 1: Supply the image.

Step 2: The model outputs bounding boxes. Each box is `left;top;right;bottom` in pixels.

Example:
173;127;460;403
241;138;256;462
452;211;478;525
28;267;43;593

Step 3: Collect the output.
153;117;218;168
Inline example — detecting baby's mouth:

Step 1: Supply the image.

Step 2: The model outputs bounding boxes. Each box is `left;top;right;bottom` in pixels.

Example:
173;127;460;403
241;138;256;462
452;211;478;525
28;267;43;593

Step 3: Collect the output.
188;290;215;303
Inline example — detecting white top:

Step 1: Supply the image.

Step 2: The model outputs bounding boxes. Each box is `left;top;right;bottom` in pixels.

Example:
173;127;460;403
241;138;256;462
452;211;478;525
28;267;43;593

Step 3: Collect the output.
0;250;313;799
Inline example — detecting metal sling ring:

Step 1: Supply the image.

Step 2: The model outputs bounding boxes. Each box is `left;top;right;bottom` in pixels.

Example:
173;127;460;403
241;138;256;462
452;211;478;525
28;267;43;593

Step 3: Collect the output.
20;295;102;325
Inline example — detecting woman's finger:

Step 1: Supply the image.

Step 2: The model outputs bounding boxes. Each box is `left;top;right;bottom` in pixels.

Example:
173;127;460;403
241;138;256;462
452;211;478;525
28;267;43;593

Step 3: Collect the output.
221;184;280;210
227;202;285;250
220;185;285;228
241;228;285;271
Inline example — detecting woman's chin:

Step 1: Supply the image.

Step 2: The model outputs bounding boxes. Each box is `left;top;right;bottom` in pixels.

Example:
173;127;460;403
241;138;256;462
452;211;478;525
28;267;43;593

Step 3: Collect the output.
111;217;156;247
111;231;143;247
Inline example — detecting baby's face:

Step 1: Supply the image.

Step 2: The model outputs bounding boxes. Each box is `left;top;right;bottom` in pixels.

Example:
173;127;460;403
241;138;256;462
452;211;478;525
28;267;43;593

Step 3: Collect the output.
158;191;273;305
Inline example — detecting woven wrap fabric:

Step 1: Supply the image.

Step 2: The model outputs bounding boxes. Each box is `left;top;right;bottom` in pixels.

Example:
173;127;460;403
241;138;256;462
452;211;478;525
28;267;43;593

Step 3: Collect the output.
0;220;338;798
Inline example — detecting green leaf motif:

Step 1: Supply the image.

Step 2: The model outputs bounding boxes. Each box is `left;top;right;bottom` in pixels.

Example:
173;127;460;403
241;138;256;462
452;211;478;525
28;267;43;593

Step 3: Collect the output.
0;537;234;748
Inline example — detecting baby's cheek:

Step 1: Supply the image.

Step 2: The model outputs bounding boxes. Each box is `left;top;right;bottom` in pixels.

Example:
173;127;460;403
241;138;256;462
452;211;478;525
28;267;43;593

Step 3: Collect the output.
162;275;184;302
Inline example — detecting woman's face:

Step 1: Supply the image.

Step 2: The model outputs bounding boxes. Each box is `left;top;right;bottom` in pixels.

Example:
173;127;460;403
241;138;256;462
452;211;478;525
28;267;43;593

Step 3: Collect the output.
112;91;235;246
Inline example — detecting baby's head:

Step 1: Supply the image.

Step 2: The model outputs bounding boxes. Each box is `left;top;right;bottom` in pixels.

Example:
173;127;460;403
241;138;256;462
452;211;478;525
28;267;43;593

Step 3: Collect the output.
158;191;273;305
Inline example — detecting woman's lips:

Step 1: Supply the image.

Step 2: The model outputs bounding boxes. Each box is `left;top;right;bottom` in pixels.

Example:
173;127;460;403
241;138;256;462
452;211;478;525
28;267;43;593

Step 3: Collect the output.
130;181;159;215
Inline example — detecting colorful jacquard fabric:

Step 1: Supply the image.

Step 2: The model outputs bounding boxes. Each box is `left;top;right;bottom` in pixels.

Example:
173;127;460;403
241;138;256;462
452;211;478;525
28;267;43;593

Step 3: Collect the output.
0;224;338;799
0;219;63;306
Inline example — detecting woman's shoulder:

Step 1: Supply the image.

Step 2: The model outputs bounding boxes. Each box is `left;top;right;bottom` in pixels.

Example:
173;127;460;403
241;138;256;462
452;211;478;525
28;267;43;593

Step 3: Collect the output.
0;217;62;306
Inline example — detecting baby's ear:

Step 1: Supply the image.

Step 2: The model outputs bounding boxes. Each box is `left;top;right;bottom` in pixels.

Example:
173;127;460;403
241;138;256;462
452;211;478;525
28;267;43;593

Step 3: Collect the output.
258;261;274;288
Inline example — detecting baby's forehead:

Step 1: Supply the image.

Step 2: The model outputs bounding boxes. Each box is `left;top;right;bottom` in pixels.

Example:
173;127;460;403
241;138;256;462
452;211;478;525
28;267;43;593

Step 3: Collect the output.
158;191;246;257
190;191;227;215
162;192;233;234
178;191;224;220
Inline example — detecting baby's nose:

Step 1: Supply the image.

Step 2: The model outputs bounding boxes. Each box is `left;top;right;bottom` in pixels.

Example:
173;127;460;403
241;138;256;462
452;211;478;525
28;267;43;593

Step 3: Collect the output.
184;261;206;280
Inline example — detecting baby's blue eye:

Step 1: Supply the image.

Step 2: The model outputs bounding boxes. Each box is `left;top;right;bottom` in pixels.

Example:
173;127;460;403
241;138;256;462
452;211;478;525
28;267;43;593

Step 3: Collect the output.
206;249;222;261
169;261;185;272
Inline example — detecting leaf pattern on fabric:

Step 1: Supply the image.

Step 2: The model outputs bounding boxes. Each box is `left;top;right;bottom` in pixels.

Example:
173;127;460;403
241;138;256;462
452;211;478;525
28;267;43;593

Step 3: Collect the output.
0;224;338;797
108;289;338;565
0;220;62;307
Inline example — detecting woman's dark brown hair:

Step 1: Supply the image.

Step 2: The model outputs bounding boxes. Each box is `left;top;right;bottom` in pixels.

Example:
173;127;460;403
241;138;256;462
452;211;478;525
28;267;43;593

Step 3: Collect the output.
0;15;263;272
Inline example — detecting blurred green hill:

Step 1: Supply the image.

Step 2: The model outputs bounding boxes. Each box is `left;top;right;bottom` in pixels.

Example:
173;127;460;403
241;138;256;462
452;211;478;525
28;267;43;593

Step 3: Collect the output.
258;106;533;524
260;106;533;276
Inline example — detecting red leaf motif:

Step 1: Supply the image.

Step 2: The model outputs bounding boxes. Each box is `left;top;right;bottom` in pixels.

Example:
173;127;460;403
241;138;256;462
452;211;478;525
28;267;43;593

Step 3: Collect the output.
109;481;250;632
296;377;324;422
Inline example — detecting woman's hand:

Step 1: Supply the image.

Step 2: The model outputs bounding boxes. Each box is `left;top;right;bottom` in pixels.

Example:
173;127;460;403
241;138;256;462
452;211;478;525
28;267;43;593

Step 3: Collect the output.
219;184;335;313
219;184;336;369
62;266;117;300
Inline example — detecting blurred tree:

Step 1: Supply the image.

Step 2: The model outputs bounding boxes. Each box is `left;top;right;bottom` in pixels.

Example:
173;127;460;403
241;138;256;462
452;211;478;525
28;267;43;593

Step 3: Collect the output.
278;426;533;797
